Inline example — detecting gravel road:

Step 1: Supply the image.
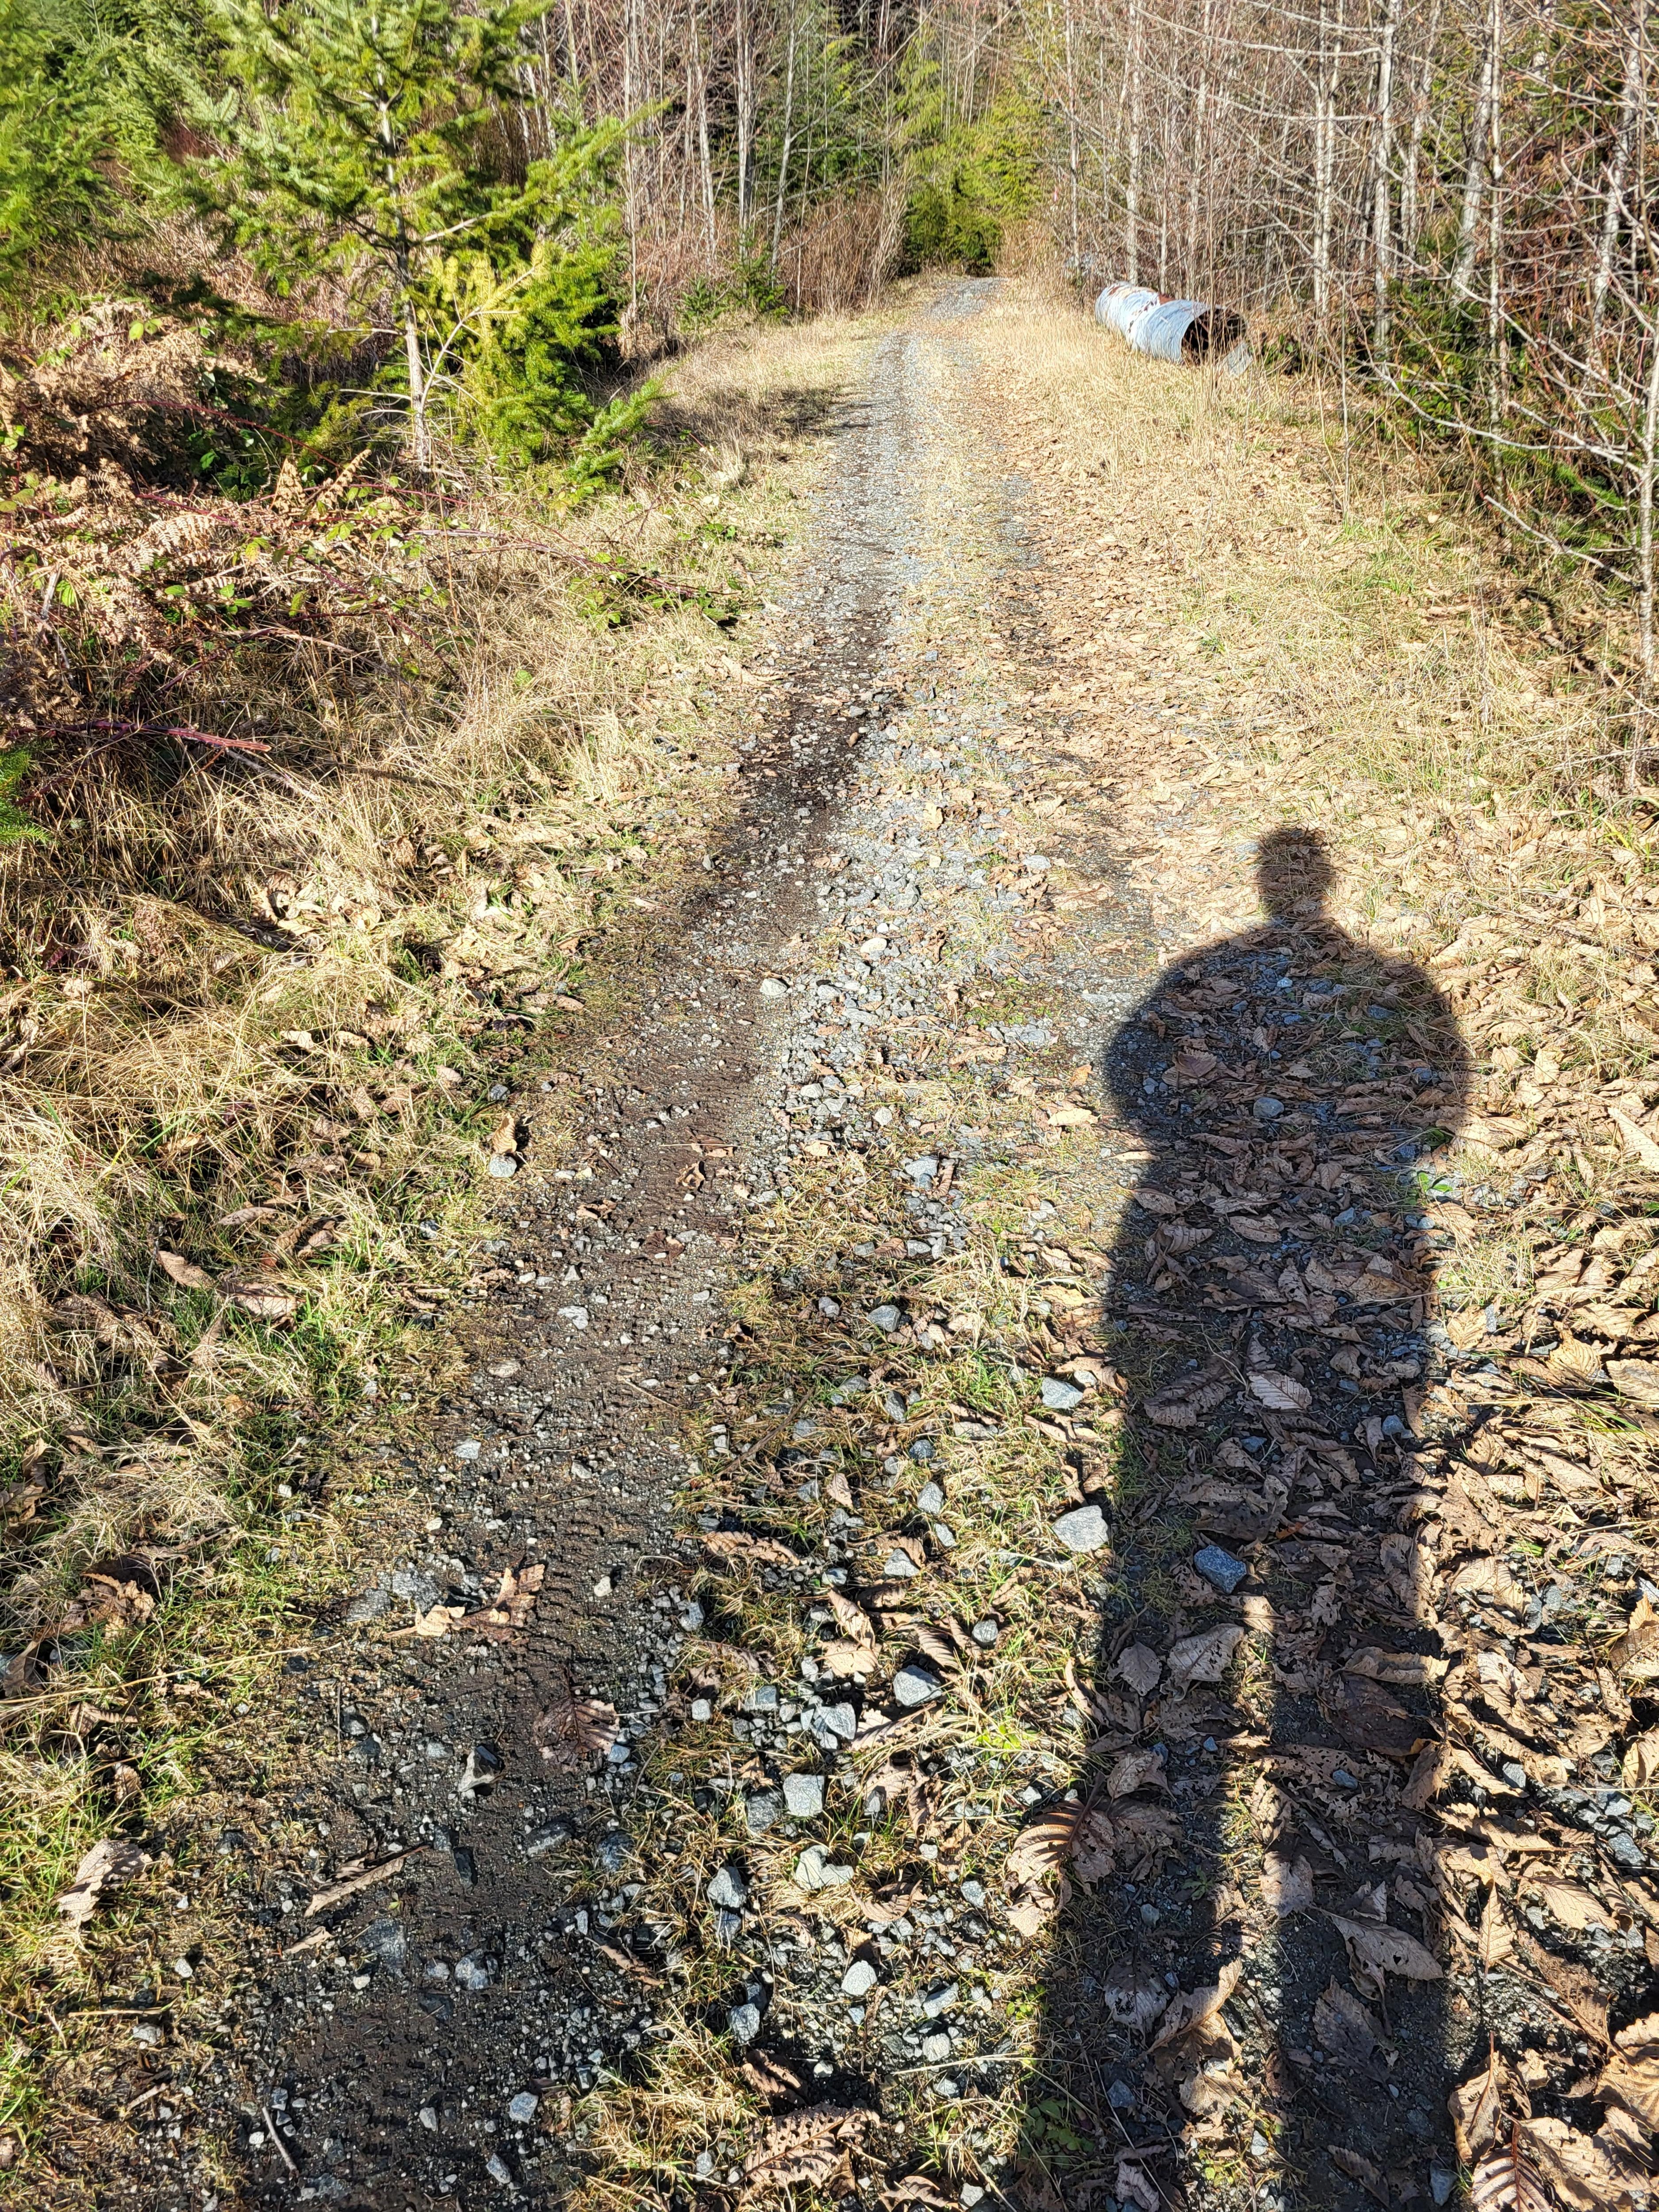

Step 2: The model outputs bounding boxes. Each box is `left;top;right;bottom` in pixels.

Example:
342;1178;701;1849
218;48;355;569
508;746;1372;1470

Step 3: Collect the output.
154;279;1497;2212
199;275;1152;2209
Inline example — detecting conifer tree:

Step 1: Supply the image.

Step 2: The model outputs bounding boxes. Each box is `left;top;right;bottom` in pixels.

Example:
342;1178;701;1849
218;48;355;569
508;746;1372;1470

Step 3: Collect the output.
202;0;620;467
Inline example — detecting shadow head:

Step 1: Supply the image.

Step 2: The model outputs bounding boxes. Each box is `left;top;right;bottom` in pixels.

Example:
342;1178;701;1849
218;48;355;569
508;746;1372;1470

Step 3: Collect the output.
1257;825;1333;921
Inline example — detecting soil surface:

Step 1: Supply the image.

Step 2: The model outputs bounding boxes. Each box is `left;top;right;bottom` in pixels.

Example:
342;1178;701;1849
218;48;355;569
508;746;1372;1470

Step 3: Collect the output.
93;280;1659;2212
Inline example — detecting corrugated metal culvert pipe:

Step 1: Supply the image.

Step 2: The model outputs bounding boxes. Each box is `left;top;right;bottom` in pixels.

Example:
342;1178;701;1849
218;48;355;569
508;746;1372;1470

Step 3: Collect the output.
1094;282;1247;363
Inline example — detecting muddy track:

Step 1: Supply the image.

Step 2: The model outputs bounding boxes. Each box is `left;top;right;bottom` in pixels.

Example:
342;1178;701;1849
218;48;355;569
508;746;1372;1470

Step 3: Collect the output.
196;285;1005;2212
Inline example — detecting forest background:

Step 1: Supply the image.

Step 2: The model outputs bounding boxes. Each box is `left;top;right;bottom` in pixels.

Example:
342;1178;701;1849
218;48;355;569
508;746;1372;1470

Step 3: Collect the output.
2;0;1658;663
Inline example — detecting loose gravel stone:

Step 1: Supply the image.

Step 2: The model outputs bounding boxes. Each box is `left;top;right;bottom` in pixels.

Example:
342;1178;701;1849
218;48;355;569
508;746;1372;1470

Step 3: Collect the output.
1193;1544;1249;1594
1051;1504;1110;1554
841;1959;878;1998
783;1772;826;1817
893;1664;943;1708
707;1865;749;1912
745;1790;782;1833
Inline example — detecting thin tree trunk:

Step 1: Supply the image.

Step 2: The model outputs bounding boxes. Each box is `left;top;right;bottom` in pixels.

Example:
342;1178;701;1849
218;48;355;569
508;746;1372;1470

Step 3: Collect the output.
1453;0;1498;297
1590;0;1650;377
1158;105;1171;288
1372;0;1401;360
1486;0;1505;431
1633;314;1659;787
695;9;717;268
772;0;799;265
1313;0;1342;320
1064;0;1082;273
1125;0;1142;281
1186;0;1214;293
402;288;428;471
1399;0;1442;261
561;0;581;109
735;0;755;241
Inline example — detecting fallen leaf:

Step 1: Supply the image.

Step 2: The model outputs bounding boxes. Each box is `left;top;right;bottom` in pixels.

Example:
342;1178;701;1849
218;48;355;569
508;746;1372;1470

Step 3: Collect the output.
1007;1892;1055;1939
1161;1221;1213;1252
912;1624;960;1678
1470;2130;1551;2212
1328;1911;1443;1987
702;1529;801;1570
1451;2049;1505;2164
1114;1642;1163;1697
57;1838;151;1932
743;2104;869;2187
1097;1798;1182;1866
1313;1979;1382;2069
1344;1646;1449;1686
1607;1103;1659;1171
79;1556;158;1628
489;1111;520;1156
1143;1365;1233;1428
1479;1880;1514;1968
1169;1048;1218;1083
883;2177;956;2211
1448;1553;1529;1613
1524;2112;1648;2212
1327;1672;1431;1761
1106;1747;1167;1797
1102;1965;1171;2032
1114;2151;1165;2212
1005;1802;1083;1887
1151;1958;1243;2048
473;1559;545;1640
1329;2148;1390;2207
1165;1623;1245;1695
533;1689;619;1769
408;1601;468;1639
741;2053;803;2099
51;1293;163;1358
1608;1596;1659;1681
1248;1369;1312;1411
1525;1876;1615;1933
1607;1358;1659;1409
1599;2011;1659;2129
1260;1850;1315;1917
154;1249;215;1291
219;1275;301;1321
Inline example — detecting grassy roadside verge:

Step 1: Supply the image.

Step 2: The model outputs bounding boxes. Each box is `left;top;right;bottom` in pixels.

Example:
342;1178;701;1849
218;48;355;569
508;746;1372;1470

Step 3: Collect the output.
0;306;885;2182
964;285;1659;1334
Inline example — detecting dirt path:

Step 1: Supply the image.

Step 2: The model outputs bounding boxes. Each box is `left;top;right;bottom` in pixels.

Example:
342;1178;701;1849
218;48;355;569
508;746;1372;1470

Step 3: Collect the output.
205;277;1063;2208
105;282;1659;2212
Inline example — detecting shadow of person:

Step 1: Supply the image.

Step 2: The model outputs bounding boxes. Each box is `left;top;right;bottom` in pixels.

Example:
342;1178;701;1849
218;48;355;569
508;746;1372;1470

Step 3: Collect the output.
1013;826;1471;2212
